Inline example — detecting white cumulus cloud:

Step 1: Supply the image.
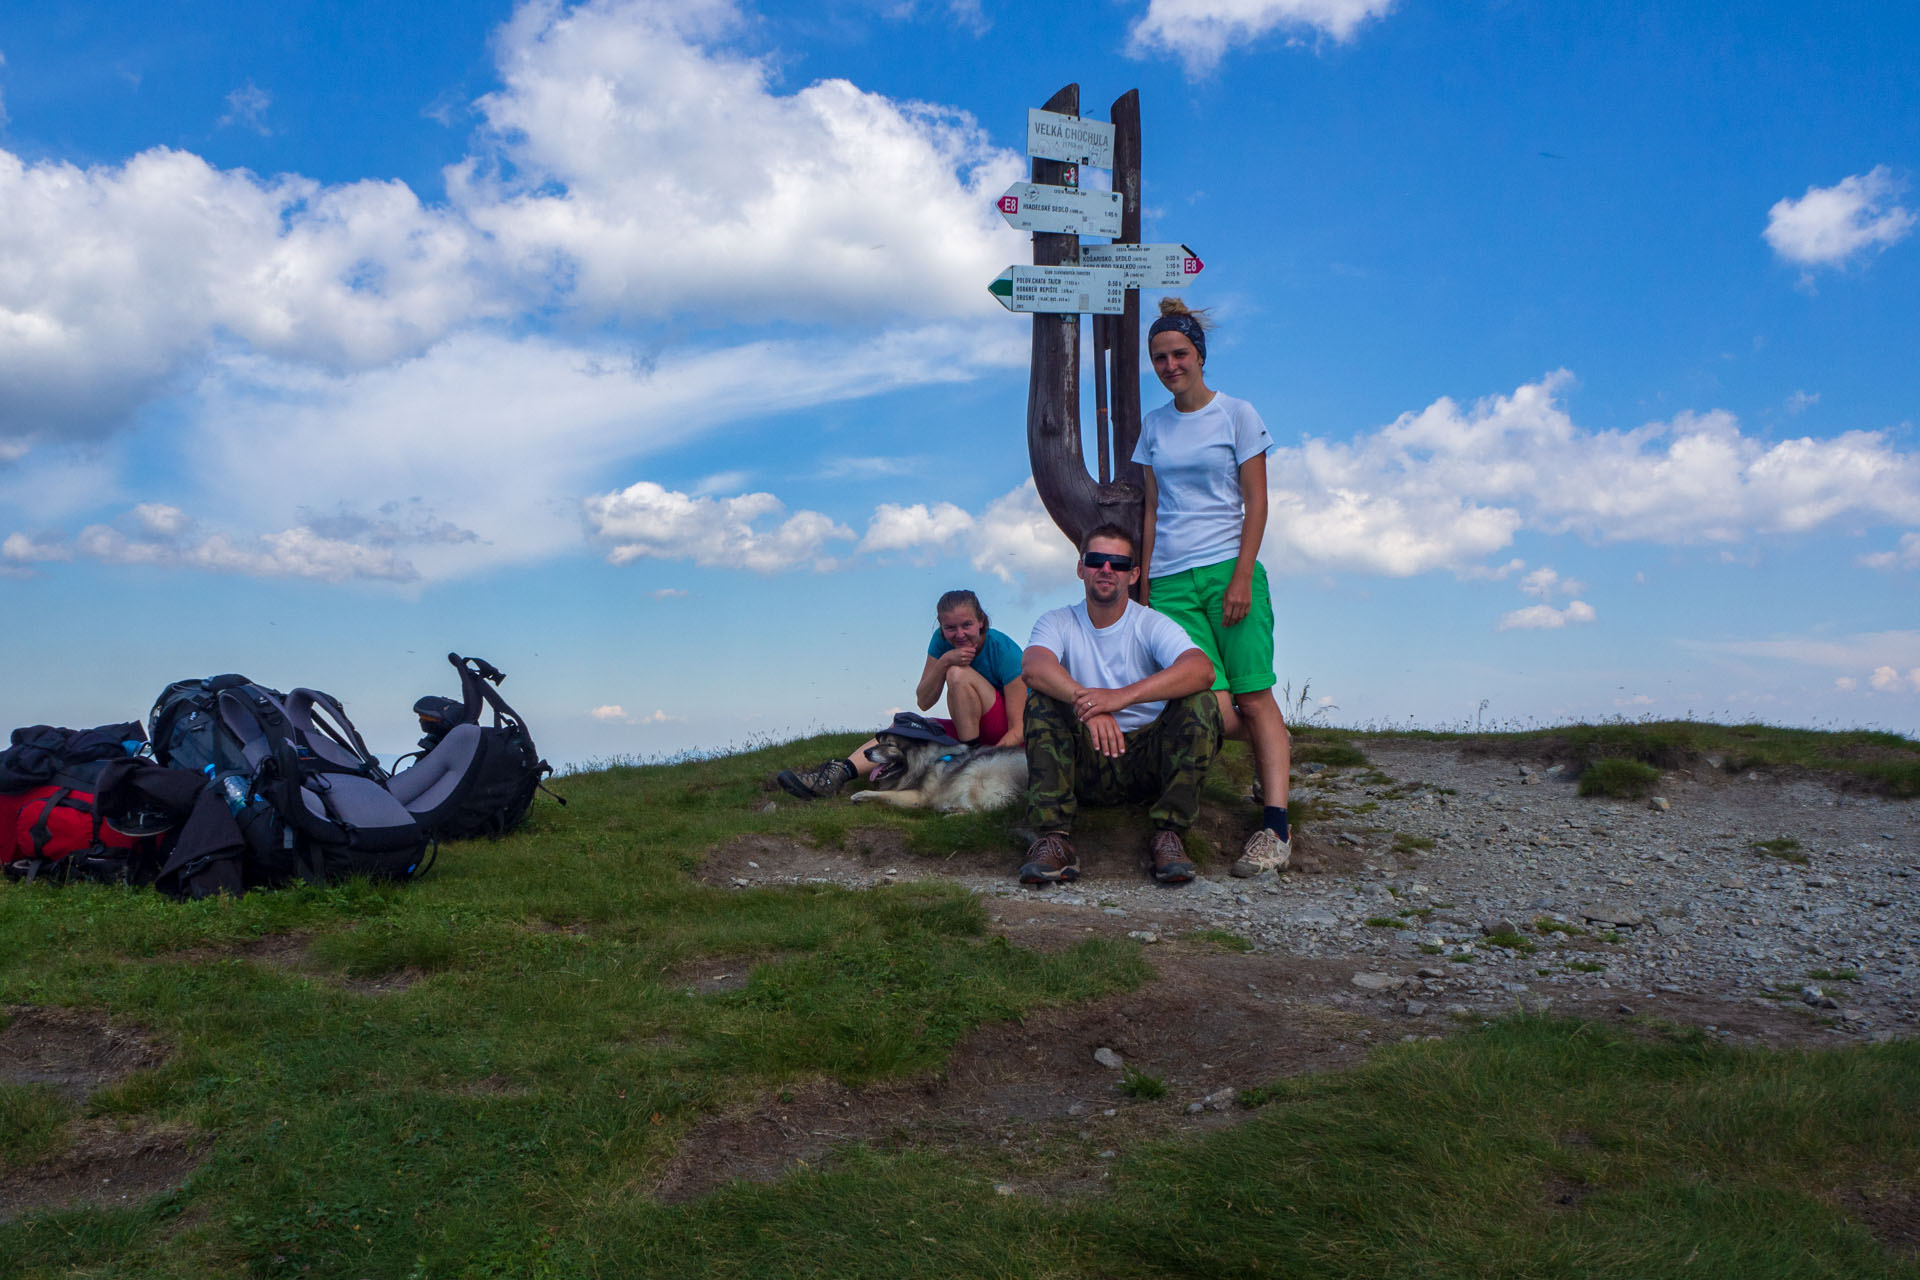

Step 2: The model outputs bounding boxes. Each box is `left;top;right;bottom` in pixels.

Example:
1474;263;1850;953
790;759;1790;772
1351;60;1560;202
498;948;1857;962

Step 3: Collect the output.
0;146;497;444
1764;166;1915;268
0;0;1025;453
860;501;975;554
453;0;1024;325
1129;0;1394;72
591;705;635;723
584;481;855;572
965;480;1081;592
1262;371;1920;577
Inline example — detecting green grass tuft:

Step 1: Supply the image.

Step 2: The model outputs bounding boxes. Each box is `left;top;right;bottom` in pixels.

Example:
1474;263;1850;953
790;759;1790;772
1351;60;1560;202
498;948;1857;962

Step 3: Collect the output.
1185;929;1253;953
1753;837;1809;864
1577;757;1662;798
1120;1065;1168;1100
0;1081;74;1166
1364;917;1409;930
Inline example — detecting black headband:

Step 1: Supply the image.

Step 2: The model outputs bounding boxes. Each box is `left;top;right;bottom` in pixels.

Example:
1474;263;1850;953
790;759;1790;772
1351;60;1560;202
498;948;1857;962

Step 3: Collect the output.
1148;312;1207;364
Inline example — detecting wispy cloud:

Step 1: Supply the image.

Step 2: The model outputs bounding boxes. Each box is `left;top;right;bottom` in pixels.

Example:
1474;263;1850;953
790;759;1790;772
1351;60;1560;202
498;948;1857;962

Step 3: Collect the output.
1693;629;1920;694
219;81;274;136
1129;0;1395;73
1497;601;1596;631
1860;532;1920;571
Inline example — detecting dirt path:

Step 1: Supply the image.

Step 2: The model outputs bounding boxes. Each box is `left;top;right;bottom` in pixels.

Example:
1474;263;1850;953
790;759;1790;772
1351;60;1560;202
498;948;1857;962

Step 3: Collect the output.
680;739;1919;1194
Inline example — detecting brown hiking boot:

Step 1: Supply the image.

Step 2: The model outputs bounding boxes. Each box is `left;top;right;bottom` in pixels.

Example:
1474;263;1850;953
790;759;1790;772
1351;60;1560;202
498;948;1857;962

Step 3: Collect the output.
1018;832;1079;885
775;757;855;800
1149;830;1195;885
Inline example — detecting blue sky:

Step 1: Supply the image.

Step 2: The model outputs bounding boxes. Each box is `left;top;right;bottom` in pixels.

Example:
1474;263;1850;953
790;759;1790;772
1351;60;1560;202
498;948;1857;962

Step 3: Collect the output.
2;0;1916;766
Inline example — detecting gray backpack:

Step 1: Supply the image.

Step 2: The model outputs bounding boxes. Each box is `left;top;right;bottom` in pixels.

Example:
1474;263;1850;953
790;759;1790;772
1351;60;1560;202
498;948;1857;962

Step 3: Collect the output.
207;686;432;887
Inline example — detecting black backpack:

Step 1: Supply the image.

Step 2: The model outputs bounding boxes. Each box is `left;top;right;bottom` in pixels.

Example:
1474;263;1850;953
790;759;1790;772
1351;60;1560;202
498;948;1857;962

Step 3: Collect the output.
387;654;558;840
148;674;285;775
153;685;433;891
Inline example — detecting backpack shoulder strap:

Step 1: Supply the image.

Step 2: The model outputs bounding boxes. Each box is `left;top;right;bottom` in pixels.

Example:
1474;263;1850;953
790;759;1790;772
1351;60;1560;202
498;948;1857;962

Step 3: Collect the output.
216;687;296;776
284;689;383;777
449;654;525;732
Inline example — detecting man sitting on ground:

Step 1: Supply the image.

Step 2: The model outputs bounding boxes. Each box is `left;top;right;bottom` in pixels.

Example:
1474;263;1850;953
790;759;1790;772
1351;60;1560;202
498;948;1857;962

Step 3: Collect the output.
1019;524;1223;886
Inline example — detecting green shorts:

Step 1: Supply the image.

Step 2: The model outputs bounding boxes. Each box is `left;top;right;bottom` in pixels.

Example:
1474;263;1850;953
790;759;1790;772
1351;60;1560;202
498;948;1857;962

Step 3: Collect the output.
1150;559;1277;695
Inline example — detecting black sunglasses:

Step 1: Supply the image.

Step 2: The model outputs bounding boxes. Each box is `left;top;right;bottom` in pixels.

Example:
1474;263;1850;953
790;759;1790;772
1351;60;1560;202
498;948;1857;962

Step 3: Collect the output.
1082;551;1135;571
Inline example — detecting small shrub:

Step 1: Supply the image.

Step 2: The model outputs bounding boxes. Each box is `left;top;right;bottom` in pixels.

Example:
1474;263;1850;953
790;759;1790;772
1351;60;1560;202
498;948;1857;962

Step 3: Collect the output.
1534;918;1584;936
1807;968;1858;982
1392;833;1435;854
1419;943;1444;955
1484;929;1537;955
1187;929;1253;953
1752;837;1808;864
1577;758;1661;798
1365;917;1409;930
1568;961;1606;973
1120;1066;1167;1100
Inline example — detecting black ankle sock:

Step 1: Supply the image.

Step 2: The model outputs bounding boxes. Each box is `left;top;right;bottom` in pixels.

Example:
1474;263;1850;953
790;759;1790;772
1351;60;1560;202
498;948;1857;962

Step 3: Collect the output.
1264;806;1288;841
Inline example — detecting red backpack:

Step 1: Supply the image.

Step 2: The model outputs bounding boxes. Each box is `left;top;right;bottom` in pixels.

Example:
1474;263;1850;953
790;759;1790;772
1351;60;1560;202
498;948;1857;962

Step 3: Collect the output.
0;724;165;884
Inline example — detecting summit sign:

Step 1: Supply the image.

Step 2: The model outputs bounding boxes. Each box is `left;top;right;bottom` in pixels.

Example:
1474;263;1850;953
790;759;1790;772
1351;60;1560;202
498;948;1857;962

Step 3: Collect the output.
1026;108;1116;170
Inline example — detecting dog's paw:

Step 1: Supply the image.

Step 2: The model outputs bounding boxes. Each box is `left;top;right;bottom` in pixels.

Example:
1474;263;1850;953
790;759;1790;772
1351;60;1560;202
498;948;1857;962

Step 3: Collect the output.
848;791;876;804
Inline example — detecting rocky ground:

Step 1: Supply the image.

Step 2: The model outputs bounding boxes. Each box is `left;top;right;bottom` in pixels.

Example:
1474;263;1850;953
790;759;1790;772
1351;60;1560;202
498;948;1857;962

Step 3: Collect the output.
716;738;1920;1049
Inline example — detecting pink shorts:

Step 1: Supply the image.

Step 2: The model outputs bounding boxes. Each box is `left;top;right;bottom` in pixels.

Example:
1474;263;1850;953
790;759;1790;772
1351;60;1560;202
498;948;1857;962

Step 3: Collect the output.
933;687;1009;747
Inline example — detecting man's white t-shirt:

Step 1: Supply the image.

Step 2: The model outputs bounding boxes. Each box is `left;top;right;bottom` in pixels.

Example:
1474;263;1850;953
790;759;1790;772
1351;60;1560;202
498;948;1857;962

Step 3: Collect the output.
1131;391;1274;577
1028;600;1203;733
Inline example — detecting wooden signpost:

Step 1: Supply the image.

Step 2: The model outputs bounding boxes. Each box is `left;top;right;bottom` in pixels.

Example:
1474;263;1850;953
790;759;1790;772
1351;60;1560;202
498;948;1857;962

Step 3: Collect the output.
988;85;1203;558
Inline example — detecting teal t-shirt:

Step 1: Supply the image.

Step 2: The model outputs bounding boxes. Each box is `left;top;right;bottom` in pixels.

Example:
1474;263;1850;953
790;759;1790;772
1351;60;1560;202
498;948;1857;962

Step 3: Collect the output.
927;626;1024;691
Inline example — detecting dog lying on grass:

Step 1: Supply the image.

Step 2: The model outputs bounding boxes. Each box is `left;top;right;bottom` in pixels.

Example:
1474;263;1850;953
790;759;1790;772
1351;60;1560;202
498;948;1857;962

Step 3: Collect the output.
848;731;1027;813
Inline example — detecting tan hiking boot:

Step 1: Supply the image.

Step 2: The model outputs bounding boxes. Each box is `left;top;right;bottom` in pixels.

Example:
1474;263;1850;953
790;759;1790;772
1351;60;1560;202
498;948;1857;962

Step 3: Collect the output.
1231;827;1291;877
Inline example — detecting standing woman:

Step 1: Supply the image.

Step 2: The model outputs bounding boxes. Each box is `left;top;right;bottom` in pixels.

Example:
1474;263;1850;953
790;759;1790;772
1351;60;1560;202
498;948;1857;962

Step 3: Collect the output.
1131;298;1292;875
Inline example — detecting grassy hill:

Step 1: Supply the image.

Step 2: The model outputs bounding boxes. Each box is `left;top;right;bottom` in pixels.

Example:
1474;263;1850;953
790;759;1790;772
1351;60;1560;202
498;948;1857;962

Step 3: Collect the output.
1;728;1916;1278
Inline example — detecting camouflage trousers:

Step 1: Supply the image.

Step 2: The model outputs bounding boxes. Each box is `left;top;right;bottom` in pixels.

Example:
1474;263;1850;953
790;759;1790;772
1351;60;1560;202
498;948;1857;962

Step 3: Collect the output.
1024;689;1223;835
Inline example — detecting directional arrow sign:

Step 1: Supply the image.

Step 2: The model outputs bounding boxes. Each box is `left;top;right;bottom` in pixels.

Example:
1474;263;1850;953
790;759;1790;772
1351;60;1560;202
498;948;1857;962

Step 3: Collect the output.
988;266;1128;315
1075;243;1205;288
1027;108;1116;169
996;182;1124;237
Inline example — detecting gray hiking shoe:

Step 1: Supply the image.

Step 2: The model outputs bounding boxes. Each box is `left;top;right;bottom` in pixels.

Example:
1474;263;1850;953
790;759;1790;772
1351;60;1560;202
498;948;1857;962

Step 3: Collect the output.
1231;827;1291;877
775;757;855;800
1018;832;1079;885
1149;830;1196;885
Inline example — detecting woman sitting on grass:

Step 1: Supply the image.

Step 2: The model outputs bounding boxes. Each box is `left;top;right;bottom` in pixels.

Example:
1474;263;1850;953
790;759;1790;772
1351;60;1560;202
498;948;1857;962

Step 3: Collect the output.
775;589;1027;800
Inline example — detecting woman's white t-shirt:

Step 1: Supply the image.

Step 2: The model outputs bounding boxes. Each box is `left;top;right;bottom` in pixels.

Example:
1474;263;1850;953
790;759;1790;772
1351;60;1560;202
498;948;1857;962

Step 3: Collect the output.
1131;391;1274;577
